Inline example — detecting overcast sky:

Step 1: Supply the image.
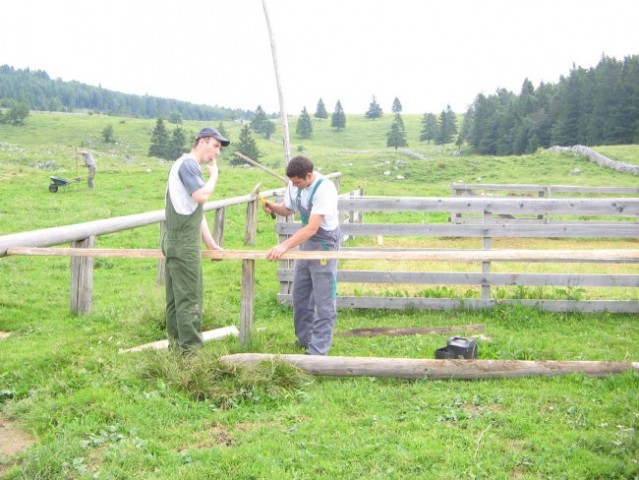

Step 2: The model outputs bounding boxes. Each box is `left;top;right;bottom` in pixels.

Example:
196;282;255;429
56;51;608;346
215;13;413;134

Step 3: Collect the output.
1;0;637;114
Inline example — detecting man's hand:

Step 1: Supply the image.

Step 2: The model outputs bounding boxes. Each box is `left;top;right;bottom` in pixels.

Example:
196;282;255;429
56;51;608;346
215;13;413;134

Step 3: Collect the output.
266;244;288;261
206;160;218;178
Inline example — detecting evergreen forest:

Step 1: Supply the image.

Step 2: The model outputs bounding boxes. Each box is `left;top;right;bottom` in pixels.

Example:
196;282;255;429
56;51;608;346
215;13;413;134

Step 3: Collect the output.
0;64;251;121
462;55;639;154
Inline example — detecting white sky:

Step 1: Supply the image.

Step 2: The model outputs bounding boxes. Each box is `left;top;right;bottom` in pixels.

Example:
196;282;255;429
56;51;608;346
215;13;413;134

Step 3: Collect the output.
1;0;637;114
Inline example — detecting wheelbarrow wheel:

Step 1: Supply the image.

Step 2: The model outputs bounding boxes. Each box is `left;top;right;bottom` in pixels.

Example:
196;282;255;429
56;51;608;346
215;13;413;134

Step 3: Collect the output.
49;184;58;193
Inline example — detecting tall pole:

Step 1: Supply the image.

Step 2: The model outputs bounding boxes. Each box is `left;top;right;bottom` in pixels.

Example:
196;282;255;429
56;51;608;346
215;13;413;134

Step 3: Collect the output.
261;0;291;167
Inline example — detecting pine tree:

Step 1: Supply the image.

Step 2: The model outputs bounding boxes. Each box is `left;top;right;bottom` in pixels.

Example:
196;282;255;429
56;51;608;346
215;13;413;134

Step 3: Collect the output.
435;105;458;145
296;107;313;139
456;109;473;148
365;95;383;119
168;126;186;160
314;98;328;119
419;113;438;143
101;124;115;144
250;105;268;133
386;113;408;150
148;118;169;158
232;125;260;165
331;100;346;130
392;97;403;113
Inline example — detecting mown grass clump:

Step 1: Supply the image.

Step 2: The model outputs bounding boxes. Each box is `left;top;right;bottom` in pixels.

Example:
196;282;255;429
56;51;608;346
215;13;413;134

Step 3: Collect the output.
137;349;312;408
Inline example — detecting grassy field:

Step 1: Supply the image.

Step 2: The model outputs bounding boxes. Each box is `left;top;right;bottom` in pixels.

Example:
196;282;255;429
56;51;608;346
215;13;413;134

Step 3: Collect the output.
0;112;638;479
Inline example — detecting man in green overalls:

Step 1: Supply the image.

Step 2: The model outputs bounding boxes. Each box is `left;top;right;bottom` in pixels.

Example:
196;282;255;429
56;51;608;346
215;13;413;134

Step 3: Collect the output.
262;156;340;355
162;127;229;354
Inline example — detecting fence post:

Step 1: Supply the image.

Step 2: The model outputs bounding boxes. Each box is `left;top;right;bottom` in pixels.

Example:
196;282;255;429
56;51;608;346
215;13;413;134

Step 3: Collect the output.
157;221;166;285
70;236;95;314
481;212;492;302
239;259;255;346
245;199;258;245
212;207;225;248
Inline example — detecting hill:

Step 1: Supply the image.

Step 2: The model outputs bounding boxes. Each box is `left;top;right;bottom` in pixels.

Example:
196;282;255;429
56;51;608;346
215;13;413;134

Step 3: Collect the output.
0;64;251;120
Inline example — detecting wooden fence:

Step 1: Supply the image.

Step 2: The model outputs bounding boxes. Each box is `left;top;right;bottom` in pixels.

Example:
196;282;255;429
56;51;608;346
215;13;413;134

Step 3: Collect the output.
276;195;639;314
2;180;638;324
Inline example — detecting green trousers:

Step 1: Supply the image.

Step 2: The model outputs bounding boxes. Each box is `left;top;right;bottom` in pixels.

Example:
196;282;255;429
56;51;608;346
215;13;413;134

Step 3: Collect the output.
164;239;204;353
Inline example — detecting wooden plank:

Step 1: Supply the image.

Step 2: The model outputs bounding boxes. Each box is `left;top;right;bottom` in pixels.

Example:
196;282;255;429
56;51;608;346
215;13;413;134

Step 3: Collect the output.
337;197;639;216
278;222;639;238
8;247;639;263
277;270;639;288
7;247;166;258
277;295;639;313
119;326;239;353
451;183;639;195
220;353;639;379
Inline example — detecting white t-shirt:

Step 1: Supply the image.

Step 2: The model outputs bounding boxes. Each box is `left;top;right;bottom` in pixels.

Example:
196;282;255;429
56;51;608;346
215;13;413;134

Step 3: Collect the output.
284;174;339;231
166;154;214;215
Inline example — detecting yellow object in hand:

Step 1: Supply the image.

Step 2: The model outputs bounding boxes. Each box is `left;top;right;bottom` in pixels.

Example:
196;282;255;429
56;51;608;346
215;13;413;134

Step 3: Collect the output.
258;194;276;219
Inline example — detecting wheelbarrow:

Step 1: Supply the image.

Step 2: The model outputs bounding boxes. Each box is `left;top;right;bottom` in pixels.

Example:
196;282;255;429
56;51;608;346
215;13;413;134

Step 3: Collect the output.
48;175;83;193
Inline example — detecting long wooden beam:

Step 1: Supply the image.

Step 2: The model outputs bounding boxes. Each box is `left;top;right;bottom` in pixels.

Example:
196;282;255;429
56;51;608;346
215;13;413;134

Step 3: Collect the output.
220;353;639;379
7;247;639;263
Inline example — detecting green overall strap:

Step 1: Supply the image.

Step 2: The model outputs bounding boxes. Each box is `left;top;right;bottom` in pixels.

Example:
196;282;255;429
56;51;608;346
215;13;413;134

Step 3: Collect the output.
307;178;324;208
299;178;324;226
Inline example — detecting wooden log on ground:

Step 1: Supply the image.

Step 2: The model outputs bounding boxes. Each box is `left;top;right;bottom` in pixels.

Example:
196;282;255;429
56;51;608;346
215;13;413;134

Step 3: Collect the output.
336;324;485;337
119;326;239;353
220;353;639;379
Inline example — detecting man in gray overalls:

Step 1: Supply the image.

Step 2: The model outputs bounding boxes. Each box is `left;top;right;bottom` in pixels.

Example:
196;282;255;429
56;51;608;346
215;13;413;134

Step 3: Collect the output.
263;156;340;355
162;127;228;354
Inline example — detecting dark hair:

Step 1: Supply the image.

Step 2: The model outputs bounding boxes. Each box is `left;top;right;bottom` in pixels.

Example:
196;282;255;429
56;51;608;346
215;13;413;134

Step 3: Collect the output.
286;155;314;179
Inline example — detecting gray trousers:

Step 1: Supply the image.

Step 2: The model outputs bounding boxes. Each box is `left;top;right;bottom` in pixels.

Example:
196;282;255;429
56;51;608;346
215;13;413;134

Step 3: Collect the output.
292;239;338;355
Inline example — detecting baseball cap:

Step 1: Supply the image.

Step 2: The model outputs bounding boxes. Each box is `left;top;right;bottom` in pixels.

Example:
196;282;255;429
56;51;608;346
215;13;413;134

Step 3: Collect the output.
196;127;230;146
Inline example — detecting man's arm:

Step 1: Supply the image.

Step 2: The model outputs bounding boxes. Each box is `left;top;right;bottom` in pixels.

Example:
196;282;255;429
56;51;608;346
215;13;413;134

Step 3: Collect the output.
200;217;221;250
191;162;218;205
266;213;323;260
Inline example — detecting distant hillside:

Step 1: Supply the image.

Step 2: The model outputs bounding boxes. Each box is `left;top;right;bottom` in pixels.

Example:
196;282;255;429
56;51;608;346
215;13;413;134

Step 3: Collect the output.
0;64;251;121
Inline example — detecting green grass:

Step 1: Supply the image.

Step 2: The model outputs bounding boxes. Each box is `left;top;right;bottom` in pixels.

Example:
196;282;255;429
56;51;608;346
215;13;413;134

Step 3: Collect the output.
1;112;638;479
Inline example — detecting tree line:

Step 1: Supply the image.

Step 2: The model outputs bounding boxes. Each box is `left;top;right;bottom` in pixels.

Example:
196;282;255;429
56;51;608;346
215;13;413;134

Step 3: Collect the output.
5;54;638;158
0;65;251;121
461;55;639;155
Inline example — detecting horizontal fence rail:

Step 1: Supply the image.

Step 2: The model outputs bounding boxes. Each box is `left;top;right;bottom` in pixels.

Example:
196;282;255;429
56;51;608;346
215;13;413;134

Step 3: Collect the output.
7;247;639;262
8;247;639;344
451;183;639;196
336;196;639;216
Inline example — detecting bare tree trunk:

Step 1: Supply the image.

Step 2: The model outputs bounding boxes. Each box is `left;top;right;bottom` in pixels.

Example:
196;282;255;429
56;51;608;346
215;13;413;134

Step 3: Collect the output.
261;0;291;167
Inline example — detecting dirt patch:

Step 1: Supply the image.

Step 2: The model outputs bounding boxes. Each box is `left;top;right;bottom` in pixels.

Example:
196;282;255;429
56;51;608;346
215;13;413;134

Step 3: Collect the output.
0;414;36;457
0;331;12;340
